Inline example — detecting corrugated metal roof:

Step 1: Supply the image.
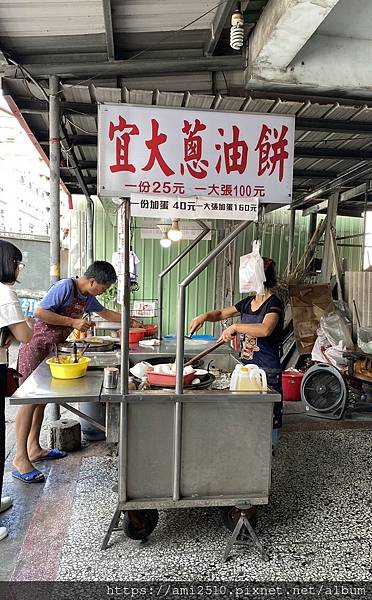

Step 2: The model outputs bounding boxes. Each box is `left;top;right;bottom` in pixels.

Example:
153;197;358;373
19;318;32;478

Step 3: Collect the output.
0;1;107;60
120;73;213;93
0;1;105;36
184;93;215;109
112;0;219;32
0;0;252;65
155;90;184;107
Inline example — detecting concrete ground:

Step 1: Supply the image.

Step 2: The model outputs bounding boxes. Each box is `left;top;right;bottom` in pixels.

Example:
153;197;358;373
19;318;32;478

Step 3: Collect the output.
2;394;372;582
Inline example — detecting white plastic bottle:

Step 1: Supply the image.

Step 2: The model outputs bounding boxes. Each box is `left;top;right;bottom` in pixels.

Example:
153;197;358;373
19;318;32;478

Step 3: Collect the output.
237;367;258;391
230;364;267;391
229;364;243;390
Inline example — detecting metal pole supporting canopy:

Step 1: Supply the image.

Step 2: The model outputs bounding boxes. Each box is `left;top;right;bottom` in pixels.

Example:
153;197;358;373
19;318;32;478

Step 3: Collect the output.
49;75;61;422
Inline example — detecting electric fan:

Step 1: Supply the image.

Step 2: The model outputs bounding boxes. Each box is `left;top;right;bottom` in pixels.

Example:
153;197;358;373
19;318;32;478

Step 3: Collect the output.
301;364;348;420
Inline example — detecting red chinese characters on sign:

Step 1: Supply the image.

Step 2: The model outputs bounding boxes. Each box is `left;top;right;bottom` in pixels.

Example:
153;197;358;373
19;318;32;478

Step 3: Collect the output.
215;126;248;175
142;119;175;177
255;124;289;182
109;116;139;173
180;119;209;179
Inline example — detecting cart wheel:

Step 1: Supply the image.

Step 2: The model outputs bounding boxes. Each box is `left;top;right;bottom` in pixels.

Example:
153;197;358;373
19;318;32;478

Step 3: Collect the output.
123;509;159;540
221;506;258;532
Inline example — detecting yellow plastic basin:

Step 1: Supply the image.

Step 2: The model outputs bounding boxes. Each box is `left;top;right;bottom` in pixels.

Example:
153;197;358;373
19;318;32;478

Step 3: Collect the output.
46;356;91;379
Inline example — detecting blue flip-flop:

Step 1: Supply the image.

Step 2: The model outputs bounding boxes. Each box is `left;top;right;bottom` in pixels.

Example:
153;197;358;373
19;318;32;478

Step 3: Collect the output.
32;448;67;462
12;468;45;484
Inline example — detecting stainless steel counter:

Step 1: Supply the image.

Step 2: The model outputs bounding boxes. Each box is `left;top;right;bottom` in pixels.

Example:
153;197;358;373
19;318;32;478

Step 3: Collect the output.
9;343;245;406
10;360;104;405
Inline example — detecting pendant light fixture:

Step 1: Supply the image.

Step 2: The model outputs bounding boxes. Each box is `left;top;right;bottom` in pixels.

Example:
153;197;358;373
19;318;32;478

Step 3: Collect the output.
158;224;172;248
168;219;183;242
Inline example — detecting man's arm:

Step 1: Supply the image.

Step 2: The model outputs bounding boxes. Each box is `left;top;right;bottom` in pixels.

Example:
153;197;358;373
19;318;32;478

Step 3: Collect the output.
34;307;90;332
98;308;121;323
93;309;141;327
189;306;239;335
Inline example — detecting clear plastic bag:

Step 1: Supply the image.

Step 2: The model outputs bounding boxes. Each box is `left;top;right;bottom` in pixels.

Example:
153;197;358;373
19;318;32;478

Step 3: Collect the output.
311;334;348;368
311;303;353;366
358;327;372;353
319;309;354;350
323;342;349;368
239;240;266;294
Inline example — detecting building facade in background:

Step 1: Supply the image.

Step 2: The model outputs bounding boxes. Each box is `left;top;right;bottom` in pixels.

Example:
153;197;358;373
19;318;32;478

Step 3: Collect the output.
0;95;69;236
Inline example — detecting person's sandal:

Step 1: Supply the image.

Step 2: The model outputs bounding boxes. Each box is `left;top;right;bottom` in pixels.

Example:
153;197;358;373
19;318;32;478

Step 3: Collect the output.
12;468;45;484
0;497;12;513
30;448;67;462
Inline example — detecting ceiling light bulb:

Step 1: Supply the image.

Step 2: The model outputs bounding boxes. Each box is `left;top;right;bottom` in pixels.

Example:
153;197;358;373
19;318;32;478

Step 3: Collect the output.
160;232;171;248
230;9;244;50
158;224;172;248
168;219;183;242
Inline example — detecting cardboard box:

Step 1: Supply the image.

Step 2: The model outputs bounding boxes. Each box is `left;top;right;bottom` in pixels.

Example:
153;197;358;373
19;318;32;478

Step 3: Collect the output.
289;284;333;354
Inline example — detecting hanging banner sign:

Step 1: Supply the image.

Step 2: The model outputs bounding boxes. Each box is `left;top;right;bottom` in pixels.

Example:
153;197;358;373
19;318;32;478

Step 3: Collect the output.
98;104;295;204
130;193;259;221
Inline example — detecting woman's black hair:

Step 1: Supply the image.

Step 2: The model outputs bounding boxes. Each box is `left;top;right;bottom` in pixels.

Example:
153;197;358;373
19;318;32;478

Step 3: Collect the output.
0;240;22;284
264;260;277;289
84;260;117;285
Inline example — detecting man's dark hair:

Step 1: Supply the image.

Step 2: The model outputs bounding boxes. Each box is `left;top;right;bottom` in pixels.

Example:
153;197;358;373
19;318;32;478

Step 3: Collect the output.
84;261;117;285
0;240;22;284
264;260;277;289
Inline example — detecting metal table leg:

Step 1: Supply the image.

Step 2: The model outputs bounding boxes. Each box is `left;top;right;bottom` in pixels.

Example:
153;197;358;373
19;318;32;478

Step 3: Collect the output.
101;506;123;550
223;505;270;562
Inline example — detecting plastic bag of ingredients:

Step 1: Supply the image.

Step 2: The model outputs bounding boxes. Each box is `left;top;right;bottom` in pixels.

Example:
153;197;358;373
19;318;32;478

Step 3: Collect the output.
319;308;354;350
323;342;349;368
311;332;348;368
239;240;266;294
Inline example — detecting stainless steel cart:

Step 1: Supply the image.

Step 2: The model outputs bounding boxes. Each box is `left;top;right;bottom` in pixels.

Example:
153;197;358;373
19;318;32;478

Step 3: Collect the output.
10;346;280;561
103;345;279;560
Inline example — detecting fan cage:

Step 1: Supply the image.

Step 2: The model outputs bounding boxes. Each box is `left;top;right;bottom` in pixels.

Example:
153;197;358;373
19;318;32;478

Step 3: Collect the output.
302;367;346;412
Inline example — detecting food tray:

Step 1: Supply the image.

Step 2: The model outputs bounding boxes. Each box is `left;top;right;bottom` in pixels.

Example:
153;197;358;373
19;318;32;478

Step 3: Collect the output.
147;370;195;387
133;373;215;390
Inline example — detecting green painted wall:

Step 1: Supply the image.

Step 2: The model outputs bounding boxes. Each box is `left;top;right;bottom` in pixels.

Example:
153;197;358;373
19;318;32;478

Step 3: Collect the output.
93;199;363;335
94;200;117;263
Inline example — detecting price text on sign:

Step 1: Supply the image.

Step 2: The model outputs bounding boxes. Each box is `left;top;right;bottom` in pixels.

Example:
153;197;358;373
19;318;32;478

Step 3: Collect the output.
130;194;259;221
98;104;295;204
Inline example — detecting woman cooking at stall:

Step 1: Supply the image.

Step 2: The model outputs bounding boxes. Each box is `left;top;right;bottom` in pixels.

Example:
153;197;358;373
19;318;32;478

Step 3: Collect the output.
189;258;284;441
12;261;129;483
